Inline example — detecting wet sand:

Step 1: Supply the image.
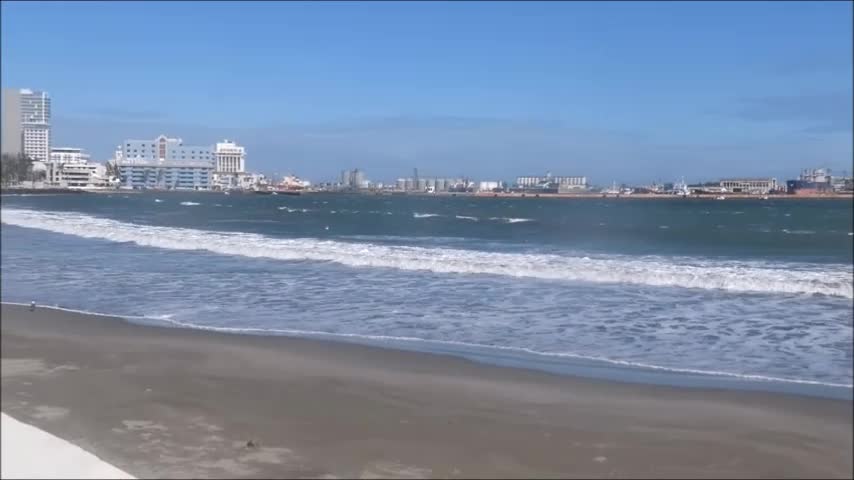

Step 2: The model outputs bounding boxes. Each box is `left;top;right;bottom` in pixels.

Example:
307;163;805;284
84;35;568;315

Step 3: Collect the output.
1;303;851;478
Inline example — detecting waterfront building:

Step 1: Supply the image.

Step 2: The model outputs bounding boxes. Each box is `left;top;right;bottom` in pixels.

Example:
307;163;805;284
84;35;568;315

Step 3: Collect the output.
44;147;114;188
800;168;832;184
478;181;500;192
516;173;587;190
719;178;778;194
214;140;245;173
116;135;214;190
338;169;368;189
396;178;406;191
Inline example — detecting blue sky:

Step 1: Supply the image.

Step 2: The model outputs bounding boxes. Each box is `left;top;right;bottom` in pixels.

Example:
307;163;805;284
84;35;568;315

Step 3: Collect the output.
2;1;851;184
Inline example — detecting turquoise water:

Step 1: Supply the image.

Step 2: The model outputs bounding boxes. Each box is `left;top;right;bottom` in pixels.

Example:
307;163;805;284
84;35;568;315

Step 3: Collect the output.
2;193;852;398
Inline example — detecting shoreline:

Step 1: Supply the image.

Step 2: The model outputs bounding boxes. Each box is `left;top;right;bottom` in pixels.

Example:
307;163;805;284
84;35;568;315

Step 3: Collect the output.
2;303;852;478
4;301;851;400
2;188;852;199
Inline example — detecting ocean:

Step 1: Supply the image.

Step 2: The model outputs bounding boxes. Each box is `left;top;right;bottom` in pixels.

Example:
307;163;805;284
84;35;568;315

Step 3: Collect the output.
1;192;852;398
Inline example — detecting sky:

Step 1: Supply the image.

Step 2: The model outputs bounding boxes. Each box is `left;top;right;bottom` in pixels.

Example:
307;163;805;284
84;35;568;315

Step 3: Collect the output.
1;1;852;184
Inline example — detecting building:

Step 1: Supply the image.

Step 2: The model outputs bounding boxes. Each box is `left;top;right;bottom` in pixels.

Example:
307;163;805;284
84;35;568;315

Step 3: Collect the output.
50;147;90;165
1;88;22;155
800;168;832;184
1;88;51;161
120;135;214;165
719;178;778;194
515;173;587;190
214;140;245;173
478;181;501;192
338;169;368;189
48;162;111;188
116;135;214;190
786;179;833;195
19;89;51;162
44;147;114;188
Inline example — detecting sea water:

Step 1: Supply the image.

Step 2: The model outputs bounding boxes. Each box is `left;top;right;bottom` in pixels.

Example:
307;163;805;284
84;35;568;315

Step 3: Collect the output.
2;193;851;398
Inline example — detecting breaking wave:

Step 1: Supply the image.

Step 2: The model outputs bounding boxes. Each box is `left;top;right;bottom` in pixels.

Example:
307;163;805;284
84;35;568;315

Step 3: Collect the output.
3;208;852;298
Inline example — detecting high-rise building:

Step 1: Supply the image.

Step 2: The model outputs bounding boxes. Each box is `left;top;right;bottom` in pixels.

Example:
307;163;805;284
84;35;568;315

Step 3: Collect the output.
1;88;22;155
214;139;245;173
19;89;51;162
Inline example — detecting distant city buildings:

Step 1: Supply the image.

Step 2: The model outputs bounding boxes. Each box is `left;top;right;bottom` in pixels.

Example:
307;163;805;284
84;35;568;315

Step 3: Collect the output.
786;167;852;195
395;176;469;192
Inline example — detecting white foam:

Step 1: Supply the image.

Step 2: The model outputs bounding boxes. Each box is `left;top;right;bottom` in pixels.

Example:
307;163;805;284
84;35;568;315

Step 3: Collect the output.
3;208;852;298
179;201;200;206
455;215;479;221
489;217;534;223
413;213;442;218
278;206;310;213
154;199;163;203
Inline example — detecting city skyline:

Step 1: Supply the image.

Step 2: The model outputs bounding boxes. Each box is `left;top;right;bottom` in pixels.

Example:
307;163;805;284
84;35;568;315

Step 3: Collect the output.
1;1;851;183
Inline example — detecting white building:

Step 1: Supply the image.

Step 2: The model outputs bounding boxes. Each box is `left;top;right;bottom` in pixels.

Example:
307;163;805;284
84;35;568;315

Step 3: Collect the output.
45;147;113;188
719;178;778;194
478;181;501;192
215;139;245;173
516;174;587;189
13;89;52;162
50;147;90;165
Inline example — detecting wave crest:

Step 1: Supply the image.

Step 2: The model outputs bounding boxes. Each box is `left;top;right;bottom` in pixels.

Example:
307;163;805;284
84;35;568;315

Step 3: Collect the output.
3;208;852;298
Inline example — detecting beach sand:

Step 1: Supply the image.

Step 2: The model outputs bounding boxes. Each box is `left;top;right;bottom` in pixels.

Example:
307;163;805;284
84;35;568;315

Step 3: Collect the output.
1;303;851;478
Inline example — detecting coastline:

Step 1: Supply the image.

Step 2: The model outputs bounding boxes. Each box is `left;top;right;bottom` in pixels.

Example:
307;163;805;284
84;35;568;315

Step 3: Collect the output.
2;187;852;200
2;303;851;478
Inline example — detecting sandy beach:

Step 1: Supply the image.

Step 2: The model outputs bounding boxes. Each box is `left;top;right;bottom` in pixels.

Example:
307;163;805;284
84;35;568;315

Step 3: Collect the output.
1;303;851;479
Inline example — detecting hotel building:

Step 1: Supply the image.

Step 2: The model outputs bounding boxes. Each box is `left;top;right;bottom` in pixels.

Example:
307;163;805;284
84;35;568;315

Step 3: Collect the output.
116;135;214;190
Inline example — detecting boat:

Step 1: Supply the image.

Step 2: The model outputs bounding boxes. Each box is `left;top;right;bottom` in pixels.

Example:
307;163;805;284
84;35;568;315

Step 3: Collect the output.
761;195;769;200
715;195;726;200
